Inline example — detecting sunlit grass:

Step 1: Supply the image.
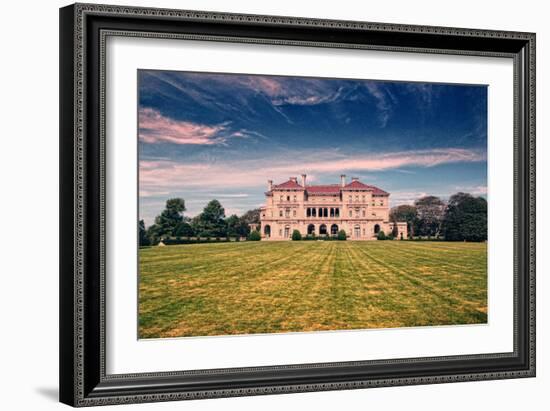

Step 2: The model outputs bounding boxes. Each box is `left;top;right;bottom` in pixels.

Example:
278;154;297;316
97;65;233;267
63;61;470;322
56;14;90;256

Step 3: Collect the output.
138;241;487;338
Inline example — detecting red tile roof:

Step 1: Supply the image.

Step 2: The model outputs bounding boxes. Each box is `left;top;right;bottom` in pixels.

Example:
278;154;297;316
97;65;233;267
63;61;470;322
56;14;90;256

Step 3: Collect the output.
344;180;389;195
273;179;304;189
306;184;341;194
271;178;389;196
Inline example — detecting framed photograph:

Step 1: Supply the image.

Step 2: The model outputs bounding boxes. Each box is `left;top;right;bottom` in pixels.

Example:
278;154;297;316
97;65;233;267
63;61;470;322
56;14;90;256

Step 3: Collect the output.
59;3;535;407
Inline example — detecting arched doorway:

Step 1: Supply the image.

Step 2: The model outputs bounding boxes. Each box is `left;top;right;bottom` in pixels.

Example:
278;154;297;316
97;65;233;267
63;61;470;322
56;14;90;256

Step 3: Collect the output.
307;224;315;235
374;224;381;234
354;225;361;239
330;224;339;235
319;224;327;235
264;225;271;238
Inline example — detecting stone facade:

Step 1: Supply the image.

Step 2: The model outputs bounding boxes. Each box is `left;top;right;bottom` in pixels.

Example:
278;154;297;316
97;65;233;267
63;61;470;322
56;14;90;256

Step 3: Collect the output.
260;174;408;240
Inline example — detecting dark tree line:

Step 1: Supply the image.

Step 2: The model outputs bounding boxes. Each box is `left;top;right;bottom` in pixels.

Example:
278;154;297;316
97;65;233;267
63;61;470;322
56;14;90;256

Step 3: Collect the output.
390;192;487;241
140;198;261;246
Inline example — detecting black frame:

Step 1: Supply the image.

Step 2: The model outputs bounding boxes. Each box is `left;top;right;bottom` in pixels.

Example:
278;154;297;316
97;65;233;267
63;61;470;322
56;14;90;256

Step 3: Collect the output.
60;3;536;407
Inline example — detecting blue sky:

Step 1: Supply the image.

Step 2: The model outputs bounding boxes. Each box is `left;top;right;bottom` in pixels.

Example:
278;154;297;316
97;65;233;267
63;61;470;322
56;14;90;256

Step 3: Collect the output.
138;70;487;226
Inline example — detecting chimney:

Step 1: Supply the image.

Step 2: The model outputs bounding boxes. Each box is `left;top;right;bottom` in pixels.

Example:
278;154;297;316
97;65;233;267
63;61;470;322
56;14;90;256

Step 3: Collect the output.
351;177;359;182
340;174;346;187
301;174;307;187
290;176;297;183
268;180;273;191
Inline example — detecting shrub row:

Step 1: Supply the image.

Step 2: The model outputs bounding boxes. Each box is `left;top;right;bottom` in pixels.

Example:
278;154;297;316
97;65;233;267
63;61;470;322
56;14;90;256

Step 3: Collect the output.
294;229;348;241
160;236;245;245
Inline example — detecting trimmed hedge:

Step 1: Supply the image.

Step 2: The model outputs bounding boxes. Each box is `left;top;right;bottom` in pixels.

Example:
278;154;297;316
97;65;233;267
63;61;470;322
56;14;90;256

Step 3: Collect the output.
248;231;261;241
291;230;302;241
337;230;347;241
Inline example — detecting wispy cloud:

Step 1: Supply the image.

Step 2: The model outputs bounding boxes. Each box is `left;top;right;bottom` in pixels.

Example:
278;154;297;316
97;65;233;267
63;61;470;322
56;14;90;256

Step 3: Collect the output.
139;147;486;197
364;83;393;127
139;108;249;145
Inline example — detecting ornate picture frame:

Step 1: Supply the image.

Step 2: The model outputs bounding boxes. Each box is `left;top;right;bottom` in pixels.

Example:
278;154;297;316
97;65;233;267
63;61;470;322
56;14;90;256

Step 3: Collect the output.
59;3;535;407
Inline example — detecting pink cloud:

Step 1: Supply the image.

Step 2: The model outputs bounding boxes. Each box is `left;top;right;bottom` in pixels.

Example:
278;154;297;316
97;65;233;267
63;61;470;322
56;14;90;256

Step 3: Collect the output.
139;108;228;145
139;148;486;197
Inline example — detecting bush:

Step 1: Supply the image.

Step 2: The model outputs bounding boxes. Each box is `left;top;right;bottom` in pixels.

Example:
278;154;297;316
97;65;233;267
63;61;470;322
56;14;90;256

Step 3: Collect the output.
337;230;347;241
248;230;261;241
376;230;387;240
291;230;302;241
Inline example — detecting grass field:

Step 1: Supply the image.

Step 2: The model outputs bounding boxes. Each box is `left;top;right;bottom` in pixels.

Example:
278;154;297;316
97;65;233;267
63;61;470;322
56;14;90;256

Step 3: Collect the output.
139;241;487;338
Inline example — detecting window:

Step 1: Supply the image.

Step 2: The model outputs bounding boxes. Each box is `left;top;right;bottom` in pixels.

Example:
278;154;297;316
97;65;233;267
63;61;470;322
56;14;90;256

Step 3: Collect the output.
362;195;366;202
279;229;282;236
293;210;296;217
355;195;359;202
285;209;290;218
349;210;352;217
293;195;297;202
349;196;352;202
280;195;283;201
279;210;283;217
362;209;366;217
307;208;311;217
335;208;340;217
287;195;290;201
355;208;360;217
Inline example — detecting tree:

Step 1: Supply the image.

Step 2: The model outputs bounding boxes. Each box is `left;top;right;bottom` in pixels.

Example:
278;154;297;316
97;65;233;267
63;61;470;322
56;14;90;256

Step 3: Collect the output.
414;196;445;238
226;214;250;238
153;198;186;238
193;200;227;237
441;193;487;242
337;229;347;241
376;230;387;240
173;221;194;237
390;204;417;237
240;208;261;225
291;229;302;241
248;230;261;241
145;223;163;245
391;223;398;238
138;220;150;246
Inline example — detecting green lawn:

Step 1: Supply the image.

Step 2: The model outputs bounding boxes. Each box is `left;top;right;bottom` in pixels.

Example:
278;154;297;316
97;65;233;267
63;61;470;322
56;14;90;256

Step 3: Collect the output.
139;241;487;338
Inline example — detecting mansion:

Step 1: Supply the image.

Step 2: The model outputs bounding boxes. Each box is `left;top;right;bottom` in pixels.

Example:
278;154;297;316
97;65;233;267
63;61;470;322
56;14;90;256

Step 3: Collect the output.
259;175;408;240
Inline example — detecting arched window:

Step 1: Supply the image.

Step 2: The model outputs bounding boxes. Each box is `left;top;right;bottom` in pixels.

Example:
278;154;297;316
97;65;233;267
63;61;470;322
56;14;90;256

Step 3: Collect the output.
319;224;327;235
330;208;334;217
312;208;317;217
335;208;340;217
318;208;322;217
331;224;339;235
374;224;381;234
307;224;315;235
306;208;311;217
264;225;271;238
324;208;328;217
